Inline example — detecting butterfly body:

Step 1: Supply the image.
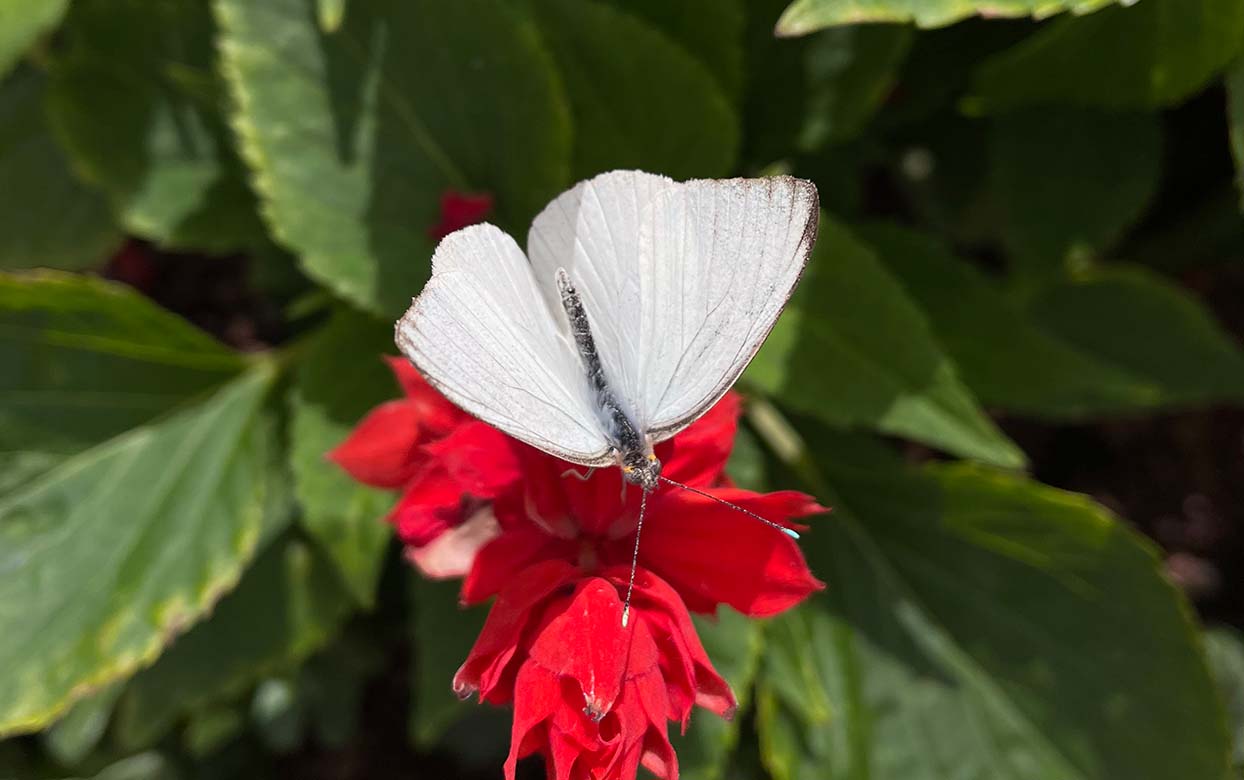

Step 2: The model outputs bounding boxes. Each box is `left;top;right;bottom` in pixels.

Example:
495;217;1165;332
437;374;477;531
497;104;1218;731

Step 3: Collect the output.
556;267;661;491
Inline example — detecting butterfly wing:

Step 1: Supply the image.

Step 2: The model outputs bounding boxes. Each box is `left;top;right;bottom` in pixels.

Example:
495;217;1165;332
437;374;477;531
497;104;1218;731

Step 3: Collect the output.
395;224;614;466
637;176;819;440
527;170;674;423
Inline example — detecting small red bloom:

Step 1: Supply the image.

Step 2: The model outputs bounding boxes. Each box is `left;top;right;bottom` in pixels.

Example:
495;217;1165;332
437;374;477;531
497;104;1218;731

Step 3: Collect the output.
428;190;494;241
454;563;731;780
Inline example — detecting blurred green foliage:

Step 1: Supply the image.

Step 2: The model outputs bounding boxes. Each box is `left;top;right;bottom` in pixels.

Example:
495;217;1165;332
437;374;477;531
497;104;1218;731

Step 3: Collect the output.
1;0;1243;777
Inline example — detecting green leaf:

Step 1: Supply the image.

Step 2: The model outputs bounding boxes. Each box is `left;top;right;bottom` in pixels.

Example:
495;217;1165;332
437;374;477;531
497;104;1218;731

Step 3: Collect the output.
970;0;1244;112
525;0;737;180
860;222;1149;417
744;214;1025;468
0;69;120;271
47;0;265;253
601;0;745;100
1206;627;1244;770
1228;59;1244;211
0;0;68;77
289;307;398;607
798;25;912;150
671;610;764;780
249;677;304;754
740;0;810;167
756;429;1229;780
214;0;571;316
991;110;1161;277
114;535;353;750
299;635;384;750
41;682;124;769
887;227;1244;413
776;0;1122;33
409;575;486;748
1027;268;1244;407
86;752;180;780
0;367;281;737
181;704;245;758
0;272;244;493
316;0;347;33
741;2;910;164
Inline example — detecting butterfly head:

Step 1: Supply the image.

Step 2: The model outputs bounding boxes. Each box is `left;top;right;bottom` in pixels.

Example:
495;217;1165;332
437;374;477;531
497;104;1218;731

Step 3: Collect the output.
620;450;661;492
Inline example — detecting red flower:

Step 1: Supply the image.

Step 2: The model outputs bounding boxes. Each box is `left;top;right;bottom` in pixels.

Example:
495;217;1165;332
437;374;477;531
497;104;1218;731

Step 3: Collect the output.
328;358;519;575
332;364;826;780
428;190;494;241
453;394;824;780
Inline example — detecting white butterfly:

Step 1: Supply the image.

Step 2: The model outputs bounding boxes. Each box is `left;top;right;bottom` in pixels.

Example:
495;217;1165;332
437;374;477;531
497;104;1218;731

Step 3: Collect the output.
396;170;819;620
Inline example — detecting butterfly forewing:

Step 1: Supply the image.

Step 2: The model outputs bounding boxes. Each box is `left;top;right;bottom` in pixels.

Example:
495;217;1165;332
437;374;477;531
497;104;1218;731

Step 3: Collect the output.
527;170;674;425
638;176;819;440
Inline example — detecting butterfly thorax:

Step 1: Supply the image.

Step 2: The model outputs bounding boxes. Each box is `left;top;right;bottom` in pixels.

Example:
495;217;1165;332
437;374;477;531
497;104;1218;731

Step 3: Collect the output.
556;268;661;492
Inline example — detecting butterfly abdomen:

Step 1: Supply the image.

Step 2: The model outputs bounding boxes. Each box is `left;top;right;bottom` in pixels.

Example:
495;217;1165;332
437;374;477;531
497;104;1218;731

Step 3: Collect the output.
555;268;656;487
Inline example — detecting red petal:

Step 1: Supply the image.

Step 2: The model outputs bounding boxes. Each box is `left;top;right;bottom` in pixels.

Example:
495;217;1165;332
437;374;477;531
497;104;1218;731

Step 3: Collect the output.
545;728;585;780
328;400;424;488
658;392;741;488
387;463;462;546
384;356;465;435
641;731;678;780
508;442;641;538
641;488;826;617
462;526;571;605
454;560;578;700
428;190;494;241
423;421;520;497
504;663;559;780
528;578;628;718
407;508;499;580
608;567;735;723
633;673;678;779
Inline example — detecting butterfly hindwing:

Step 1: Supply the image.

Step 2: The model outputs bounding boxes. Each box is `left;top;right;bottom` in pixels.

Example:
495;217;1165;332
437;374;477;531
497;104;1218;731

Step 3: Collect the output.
396;224;614;466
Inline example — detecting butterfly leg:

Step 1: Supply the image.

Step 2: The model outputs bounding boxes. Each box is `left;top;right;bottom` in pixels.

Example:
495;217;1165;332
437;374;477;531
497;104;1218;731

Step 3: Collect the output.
561;466;596;482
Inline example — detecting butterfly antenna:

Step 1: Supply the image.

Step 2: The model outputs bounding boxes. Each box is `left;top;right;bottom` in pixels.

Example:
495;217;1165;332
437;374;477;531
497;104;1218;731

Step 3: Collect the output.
620;488;648;628
657;476;800;539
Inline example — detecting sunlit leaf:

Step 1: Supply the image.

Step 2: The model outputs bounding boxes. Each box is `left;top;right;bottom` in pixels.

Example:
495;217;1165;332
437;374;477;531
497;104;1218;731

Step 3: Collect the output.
0;272;244;493
48;0;265;252
776;0;1123;33
746;214;1025;468
115;535;353;750
214;0;571;315
757;429;1229;780
864;225;1244;417
0;367;282;736
289;307;397;607
526;0;737;180
0;0;69;78
970;0;1244;112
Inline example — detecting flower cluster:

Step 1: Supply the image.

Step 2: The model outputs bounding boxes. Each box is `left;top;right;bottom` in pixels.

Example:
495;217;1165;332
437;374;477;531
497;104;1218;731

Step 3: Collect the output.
332;357;825;779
